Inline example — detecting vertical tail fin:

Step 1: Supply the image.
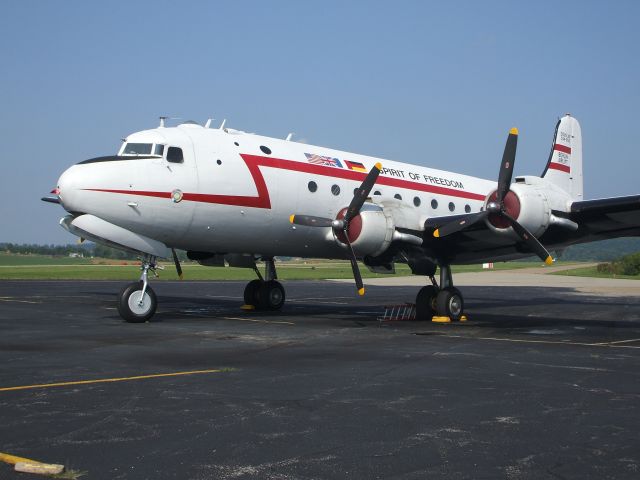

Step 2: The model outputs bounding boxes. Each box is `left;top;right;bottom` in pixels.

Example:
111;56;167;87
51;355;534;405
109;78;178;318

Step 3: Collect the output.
541;114;583;200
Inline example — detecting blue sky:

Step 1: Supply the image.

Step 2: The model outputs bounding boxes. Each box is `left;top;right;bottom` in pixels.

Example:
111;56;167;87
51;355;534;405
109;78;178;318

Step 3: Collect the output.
1;0;639;243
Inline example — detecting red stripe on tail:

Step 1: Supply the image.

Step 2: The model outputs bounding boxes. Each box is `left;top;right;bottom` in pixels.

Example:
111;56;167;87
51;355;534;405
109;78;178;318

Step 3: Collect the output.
554;143;571;154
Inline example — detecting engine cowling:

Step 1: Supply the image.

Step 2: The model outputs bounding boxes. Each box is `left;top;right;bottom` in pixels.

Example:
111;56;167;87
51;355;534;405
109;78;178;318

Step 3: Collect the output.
333;204;395;257
485;183;551;238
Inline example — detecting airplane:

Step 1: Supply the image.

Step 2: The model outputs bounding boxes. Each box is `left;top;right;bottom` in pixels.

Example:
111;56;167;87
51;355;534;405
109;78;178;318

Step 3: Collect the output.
42;114;640;323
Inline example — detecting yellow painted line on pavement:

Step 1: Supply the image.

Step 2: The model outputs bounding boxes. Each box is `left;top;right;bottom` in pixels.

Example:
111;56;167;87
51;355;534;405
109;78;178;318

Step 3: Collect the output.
0;369;229;393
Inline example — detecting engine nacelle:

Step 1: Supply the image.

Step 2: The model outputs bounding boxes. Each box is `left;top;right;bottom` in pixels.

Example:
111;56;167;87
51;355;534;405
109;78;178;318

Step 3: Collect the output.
333;204;395;257
485;182;551;238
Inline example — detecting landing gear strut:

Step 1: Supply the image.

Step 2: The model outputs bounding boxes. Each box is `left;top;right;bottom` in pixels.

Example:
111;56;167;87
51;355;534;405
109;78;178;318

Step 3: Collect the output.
243;258;285;311
415;265;464;321
117;256;159;322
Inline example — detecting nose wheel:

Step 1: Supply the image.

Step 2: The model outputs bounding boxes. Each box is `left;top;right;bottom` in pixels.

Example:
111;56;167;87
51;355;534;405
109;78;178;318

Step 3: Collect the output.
117;256;159;322
118;281;157;322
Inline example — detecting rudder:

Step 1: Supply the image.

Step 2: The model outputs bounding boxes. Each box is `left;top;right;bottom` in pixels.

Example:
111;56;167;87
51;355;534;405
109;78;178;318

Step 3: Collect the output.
541;114;583;200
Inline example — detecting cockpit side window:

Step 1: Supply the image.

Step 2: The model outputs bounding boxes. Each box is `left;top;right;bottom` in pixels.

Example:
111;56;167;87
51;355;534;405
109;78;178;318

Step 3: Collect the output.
167;146;184;163
154;144;165;156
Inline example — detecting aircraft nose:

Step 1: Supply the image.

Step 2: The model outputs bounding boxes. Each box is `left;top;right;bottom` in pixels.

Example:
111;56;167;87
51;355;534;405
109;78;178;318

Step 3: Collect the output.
57;165;85;213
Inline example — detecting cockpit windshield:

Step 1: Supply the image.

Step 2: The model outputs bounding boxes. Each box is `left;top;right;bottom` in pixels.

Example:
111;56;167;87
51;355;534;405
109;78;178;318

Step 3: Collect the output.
120;143;165;156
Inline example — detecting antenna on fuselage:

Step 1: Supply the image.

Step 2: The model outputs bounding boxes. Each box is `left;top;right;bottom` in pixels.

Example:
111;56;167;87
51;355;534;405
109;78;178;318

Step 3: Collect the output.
204;118;213;128
219;119;227;130
285;133;294;141
159;116;168;128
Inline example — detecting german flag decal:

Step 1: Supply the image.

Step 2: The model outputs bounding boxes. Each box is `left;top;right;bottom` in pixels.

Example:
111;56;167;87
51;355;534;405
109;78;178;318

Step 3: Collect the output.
344;160;367;172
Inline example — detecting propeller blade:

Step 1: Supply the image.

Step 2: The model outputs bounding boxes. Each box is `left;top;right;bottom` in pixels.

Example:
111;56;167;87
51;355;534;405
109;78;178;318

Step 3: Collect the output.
289;214;334;227
343;235;365;296
497;127;518;203
343;162;382;224
171;248;184;280
502;213;553;265
433;211;489;238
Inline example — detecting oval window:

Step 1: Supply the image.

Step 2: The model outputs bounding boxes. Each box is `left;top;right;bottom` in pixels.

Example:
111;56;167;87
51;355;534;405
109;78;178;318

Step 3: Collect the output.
308;181;318;193
373;190;381;196
465;204;471;213
394;194;402;200
260;145;272;155
431;199;438;209
413;197;421;207
448;202;455;212
331;185;341;196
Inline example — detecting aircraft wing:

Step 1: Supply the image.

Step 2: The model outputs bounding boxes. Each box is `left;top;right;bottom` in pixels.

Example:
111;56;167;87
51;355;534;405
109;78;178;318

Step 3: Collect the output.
416;194;640;265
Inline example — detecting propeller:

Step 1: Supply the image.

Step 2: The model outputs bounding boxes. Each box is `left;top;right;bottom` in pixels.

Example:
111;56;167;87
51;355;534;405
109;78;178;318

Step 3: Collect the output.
290;162;382;295
433;128;553;265
171;248;183;280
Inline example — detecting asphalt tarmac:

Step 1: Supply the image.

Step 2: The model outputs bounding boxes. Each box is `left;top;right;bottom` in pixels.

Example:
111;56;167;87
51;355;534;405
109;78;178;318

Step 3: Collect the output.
0;279;639;479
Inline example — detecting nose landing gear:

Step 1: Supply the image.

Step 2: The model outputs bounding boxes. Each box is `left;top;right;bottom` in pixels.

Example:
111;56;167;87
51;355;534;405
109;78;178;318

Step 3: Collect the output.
242;258;285;311
117;256;160;322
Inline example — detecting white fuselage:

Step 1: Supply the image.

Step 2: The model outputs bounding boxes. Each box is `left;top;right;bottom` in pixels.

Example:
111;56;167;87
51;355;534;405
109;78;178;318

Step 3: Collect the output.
57;123;497;259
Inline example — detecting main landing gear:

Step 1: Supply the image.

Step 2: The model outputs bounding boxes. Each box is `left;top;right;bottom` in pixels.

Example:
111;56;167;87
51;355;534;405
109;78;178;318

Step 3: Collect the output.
117;256;159;323
243;258;285;311
415;265;464;321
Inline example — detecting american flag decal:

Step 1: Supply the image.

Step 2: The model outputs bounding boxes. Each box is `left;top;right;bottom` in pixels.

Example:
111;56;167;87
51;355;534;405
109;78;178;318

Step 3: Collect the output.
305;153;343;168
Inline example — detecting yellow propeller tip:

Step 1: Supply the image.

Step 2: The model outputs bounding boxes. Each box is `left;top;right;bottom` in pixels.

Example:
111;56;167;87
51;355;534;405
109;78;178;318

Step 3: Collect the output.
289;214;295;224
510;127;519;135
433;229;440;238
358;287;365;296
545;256;554;265
374;162;382;170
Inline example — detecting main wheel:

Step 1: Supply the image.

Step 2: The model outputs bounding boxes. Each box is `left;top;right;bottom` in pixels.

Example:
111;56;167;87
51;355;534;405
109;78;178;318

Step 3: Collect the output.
415;285;438;321
257;280;285;310
243;279;262;306
435;287;464;321
117;281;157;323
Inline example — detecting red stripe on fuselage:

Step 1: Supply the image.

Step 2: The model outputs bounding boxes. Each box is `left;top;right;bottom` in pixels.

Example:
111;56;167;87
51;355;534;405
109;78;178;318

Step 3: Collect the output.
548;162;571;173
84;154;486;208
554;143;571;154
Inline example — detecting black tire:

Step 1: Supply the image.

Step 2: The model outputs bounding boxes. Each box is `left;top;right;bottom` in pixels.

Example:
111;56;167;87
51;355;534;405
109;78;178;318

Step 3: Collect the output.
435;287;464;321
117;281;157;323
415;285;438;321
257;280;285;310
243;279;262;306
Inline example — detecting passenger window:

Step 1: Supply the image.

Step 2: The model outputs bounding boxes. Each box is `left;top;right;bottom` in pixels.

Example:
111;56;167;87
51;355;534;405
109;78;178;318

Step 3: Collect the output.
167;147;184;163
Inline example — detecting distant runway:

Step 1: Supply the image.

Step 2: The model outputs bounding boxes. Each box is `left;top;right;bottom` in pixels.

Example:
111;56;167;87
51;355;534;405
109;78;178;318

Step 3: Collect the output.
0;277;639;479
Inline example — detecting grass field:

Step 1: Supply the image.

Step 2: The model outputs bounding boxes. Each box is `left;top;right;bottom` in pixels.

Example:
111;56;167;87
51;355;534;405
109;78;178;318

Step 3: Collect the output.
0;253;573;281
552;265;640;281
